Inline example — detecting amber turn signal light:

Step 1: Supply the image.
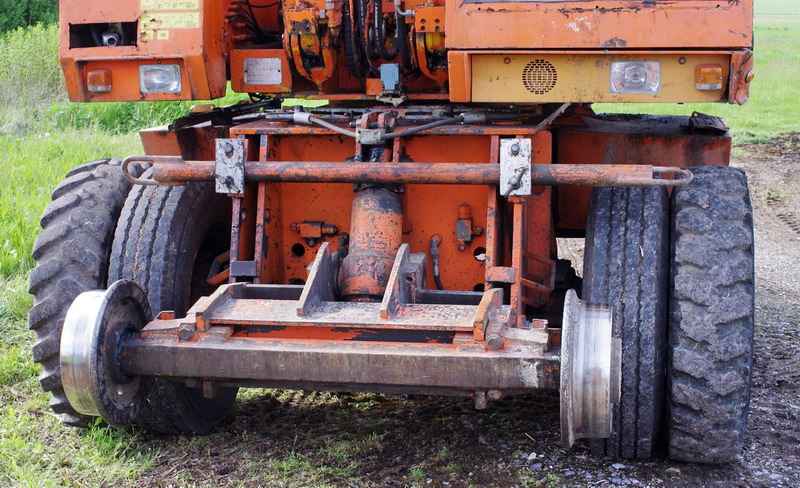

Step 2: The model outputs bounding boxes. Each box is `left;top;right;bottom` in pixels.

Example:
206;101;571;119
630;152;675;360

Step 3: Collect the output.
695;64;723;91
86;69;112;93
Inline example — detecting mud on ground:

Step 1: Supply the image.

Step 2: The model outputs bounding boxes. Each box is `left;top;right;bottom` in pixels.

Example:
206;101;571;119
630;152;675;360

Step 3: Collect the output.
128;137;800;488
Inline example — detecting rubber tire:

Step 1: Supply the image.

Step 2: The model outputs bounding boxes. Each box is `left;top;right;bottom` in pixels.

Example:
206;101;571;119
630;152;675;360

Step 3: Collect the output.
583;186;669;459
29;159;134;426
667;166;755;463
109;179;237;434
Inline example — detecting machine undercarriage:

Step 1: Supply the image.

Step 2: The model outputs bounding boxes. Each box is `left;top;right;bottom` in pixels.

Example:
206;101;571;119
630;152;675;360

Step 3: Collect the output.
32;0;757;463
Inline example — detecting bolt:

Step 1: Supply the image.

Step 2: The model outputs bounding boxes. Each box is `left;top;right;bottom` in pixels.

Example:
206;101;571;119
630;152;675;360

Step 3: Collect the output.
487;334;504;350
474;391;488;410
488;390;503;400
510;143;520;155
224;142;235;158
178;324;195;341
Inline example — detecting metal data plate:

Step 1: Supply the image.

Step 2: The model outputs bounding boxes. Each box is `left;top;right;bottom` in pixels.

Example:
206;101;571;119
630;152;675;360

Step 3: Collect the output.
215;139;246;195
244;58;282;86
499;138;532;197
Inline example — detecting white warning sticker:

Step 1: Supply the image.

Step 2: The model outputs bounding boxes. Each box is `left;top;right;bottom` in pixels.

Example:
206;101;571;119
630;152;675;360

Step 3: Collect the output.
244;58;282;86
140;12;200;29
141;0;199;11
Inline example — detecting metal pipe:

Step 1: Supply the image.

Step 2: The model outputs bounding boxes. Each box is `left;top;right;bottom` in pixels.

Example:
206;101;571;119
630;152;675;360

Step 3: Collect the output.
124;156;693;188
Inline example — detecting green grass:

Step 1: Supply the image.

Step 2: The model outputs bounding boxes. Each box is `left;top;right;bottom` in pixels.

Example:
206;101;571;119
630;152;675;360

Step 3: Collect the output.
754;0;799;16
0;13;798;488
594;18;800;143
0;130;142;276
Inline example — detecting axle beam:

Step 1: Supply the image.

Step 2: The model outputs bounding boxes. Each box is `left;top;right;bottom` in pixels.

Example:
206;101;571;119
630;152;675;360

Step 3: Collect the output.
119;333;561;393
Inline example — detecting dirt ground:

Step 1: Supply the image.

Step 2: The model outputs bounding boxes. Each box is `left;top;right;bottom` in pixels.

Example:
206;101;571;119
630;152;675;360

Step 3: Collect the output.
126;137;800;488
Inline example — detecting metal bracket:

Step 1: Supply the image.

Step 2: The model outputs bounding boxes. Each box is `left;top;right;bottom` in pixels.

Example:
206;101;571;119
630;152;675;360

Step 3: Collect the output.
355;128;386;145
500;138;532;197
215;139;246;194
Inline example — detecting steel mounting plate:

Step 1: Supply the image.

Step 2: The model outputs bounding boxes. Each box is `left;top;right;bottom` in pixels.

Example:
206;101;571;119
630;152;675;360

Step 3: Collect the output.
500;138;532;197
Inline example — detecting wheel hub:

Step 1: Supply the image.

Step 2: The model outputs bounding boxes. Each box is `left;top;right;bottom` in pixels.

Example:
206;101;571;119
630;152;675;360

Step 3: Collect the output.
60;280;152;427
560;289;621;448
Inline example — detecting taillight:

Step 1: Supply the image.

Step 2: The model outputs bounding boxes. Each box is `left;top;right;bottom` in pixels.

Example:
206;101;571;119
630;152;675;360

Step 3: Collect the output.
695;64;724;90
86;69;112;93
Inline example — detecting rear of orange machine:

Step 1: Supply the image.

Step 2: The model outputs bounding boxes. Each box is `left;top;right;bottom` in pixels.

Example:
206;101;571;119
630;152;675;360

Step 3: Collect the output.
35;0;755;462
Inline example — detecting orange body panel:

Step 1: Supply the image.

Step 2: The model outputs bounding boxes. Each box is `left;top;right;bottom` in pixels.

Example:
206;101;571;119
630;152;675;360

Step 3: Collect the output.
554;116;731;232
249;133;495;291
58;0;753;103
445;0;753;50
60;0;226;101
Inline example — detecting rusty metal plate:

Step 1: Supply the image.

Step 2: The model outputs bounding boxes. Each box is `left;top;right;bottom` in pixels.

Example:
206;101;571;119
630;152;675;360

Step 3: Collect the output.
500;138;532;197
215;138;246;194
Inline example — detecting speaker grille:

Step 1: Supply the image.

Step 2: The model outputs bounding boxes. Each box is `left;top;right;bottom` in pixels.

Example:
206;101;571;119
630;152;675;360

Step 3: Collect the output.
522;59;558;95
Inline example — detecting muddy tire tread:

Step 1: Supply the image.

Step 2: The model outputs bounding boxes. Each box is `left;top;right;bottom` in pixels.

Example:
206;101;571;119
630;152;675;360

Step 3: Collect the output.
667;166;755;463
28;160;133;426
109;181;236;434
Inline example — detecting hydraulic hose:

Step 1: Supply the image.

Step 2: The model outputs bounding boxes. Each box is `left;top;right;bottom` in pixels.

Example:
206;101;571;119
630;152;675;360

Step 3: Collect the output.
382;115;465;139
373;0;399;61
396;11;413;71
307;115;358;138
341;0;364;77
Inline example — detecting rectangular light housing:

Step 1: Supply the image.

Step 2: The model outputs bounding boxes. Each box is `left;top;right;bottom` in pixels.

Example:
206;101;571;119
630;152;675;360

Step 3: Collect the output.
695;64;724;90
610;61;661;94
139;64;181;94
86;69;112;93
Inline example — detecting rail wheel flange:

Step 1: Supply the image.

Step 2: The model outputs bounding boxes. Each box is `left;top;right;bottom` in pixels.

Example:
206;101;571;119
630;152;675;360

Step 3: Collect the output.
60;280;152;428
560;289;621;449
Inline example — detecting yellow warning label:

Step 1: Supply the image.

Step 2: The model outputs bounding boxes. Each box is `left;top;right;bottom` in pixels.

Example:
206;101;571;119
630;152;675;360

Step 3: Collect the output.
141;0;199;11
141;12;200;29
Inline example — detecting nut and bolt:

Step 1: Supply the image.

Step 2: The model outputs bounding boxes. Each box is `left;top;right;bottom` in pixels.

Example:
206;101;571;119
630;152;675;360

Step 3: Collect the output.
177;324;195;341
487;334;504;351
510;143;520;155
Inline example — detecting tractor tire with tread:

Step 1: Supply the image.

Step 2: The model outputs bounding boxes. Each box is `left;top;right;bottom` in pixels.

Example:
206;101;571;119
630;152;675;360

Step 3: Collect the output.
667;165;755;463
109;178;237;435
583;186;670;459
28;159;134;426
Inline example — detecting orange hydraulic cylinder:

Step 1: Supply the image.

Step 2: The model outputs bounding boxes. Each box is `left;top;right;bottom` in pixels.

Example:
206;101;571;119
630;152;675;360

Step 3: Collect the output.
338;187;404;301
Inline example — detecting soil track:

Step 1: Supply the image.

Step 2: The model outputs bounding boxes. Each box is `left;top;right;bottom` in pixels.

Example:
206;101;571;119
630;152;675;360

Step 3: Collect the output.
128;138;800;488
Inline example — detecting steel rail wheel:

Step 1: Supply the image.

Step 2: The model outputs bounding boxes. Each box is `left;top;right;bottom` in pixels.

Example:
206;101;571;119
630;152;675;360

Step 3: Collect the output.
560;289;620;449
61;280;151;427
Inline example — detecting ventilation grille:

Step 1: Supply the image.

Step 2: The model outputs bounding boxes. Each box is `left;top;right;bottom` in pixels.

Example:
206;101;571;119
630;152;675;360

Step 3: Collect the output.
522;59;558;95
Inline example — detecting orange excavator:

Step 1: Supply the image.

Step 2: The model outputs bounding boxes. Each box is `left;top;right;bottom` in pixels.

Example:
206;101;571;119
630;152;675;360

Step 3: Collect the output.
33;0;755;461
